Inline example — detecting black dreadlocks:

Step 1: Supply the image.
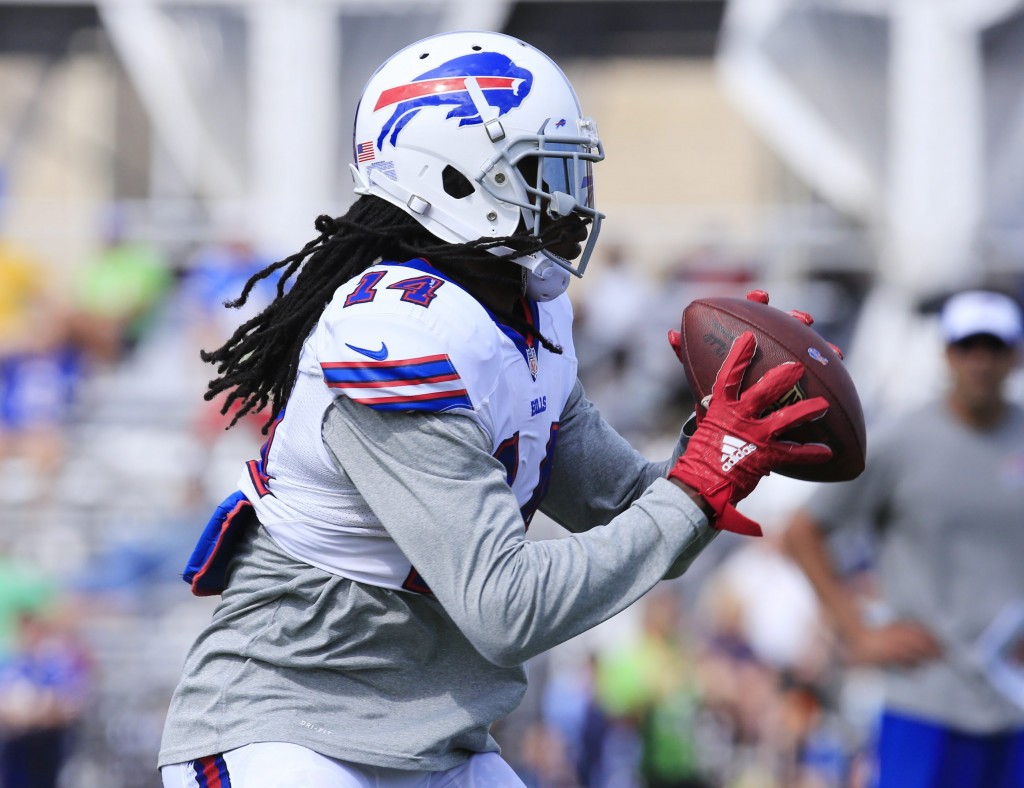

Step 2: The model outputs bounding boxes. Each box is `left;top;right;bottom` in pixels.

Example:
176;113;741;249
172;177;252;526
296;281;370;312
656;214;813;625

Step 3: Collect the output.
202;194;587;431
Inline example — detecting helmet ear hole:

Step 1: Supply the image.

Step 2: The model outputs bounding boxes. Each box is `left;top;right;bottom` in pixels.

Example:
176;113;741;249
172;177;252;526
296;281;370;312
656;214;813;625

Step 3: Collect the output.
442;165;475;199
516;156;538;190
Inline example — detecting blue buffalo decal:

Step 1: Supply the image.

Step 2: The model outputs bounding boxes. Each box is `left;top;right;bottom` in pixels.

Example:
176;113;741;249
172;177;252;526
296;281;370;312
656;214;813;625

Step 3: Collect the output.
374;52;533;150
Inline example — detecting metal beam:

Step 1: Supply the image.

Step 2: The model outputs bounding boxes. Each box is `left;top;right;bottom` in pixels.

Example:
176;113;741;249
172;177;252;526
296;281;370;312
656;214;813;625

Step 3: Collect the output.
98;2;244;199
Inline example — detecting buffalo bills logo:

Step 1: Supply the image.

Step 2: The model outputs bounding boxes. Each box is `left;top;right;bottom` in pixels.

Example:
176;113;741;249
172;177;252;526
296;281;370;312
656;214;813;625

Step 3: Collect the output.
374;52;533;150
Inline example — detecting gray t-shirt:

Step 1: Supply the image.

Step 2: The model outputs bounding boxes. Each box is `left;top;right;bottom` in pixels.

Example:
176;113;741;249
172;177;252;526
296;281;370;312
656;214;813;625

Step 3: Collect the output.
158;382;715;768
806;400;1024;732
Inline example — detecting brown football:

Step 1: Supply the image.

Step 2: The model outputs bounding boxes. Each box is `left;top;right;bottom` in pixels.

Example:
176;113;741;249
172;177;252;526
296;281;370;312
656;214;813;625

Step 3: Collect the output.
679;296;866;482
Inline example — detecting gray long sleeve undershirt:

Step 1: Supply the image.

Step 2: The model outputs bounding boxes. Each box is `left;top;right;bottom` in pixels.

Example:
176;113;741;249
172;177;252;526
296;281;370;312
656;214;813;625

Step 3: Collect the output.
158;381;717;770
321;380;715;667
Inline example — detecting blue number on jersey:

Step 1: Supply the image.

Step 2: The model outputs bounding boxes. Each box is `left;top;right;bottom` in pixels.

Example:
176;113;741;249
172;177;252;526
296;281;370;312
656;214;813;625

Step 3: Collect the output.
387;275;445;307
343;271;386;307
343;272;444;309
492;424;560;528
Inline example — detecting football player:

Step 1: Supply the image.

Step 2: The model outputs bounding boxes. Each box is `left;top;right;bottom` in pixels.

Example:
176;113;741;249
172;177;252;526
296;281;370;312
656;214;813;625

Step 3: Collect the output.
158;30;830;787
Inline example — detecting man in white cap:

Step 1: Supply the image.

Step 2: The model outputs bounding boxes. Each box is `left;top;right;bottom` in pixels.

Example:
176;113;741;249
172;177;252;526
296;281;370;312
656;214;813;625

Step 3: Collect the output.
783;290;1024;787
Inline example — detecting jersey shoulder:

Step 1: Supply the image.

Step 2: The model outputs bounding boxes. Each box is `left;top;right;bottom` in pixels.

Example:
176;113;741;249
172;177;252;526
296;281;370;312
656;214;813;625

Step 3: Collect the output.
311;259;503;414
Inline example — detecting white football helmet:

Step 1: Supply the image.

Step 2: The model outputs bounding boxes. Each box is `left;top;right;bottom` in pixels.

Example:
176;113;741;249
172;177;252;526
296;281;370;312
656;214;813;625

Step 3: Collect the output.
350;30;604;301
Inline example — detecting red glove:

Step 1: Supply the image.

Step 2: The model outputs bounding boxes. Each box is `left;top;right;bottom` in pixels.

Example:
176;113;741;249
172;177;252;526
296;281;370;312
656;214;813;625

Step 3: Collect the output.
669;331;833;536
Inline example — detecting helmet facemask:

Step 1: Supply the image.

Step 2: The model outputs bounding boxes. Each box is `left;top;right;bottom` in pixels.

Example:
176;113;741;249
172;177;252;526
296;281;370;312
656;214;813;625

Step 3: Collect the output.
475;117;604;300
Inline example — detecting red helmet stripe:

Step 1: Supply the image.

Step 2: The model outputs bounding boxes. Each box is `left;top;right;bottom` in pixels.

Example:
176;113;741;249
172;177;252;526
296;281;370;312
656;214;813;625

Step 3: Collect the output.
374;76;519;111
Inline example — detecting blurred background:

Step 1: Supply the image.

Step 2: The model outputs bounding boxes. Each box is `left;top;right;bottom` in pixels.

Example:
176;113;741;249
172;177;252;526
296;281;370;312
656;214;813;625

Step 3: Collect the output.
0;0;1022;785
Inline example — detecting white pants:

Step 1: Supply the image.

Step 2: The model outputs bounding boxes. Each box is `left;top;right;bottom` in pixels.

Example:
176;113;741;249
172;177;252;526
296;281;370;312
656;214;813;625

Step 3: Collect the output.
161;742;525;787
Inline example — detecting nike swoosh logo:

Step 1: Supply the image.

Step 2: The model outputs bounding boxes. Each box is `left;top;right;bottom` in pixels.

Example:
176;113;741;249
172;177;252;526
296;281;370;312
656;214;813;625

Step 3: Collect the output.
345;341;389;361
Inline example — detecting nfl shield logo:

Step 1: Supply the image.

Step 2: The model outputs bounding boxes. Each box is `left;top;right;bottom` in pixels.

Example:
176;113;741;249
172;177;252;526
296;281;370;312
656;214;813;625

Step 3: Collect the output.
526;346;539;380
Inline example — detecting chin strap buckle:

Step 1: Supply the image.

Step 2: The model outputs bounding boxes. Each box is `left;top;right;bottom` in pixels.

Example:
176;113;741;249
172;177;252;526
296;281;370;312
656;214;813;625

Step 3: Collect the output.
484;118;506;142
407;195;430;215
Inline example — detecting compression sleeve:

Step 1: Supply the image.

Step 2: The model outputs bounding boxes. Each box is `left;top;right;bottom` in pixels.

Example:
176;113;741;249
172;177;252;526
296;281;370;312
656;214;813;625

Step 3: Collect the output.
322;396;710;668
540;380;685;532
540;380;713;579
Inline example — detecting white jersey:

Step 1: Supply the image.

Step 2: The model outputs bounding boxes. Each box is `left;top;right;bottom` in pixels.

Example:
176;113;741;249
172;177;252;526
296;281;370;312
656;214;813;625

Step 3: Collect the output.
237;258;577;592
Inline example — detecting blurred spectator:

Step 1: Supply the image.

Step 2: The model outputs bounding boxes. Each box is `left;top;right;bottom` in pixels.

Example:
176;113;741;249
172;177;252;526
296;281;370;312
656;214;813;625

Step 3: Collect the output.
690;535;864;788
178;238;276;351
595;589;710;788
575;243;655;370
69;209;172;365
0;239;47;352
0;608;93;788
541;653;612;787
783;290;1024;787
0;347;82;496
178;238;278;441
516;720;581;788
0;555;55;658
574;244;662;438
708;533;827;676
695;585;783;783
0;239;81;499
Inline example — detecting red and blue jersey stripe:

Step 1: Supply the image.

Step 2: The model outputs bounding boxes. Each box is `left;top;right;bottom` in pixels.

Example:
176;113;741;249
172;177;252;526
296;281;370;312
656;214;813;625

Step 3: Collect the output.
192;754;231;787
321;354;472;412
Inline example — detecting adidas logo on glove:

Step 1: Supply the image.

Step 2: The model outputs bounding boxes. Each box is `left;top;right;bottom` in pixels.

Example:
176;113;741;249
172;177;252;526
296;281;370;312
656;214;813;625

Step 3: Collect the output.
721;435;757;472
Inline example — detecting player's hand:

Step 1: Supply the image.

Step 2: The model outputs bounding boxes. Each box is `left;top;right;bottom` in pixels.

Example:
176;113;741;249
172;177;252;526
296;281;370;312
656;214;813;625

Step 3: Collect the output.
668;331;832;536
842;620;943;667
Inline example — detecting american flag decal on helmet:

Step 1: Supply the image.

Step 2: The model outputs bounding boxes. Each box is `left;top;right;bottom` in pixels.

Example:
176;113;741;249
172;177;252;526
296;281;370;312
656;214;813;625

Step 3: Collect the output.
356;141;375;163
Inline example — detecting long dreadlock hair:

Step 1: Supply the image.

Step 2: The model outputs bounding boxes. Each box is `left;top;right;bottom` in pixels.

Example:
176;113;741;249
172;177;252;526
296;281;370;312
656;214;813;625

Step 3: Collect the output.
202;194;587;432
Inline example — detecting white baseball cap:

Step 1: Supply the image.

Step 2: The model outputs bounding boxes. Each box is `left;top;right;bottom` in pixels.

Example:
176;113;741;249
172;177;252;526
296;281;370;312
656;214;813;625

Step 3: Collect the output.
940;290;1024;346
